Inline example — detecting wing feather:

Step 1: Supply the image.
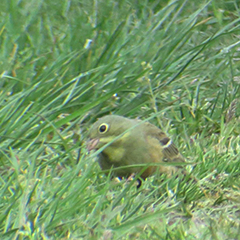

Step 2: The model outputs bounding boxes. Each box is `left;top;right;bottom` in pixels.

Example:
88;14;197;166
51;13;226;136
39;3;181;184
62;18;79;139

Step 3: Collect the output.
143;122;185;164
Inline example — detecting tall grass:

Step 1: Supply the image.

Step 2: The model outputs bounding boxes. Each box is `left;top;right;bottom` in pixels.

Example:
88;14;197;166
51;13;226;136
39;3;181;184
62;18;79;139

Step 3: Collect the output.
1;0;240;239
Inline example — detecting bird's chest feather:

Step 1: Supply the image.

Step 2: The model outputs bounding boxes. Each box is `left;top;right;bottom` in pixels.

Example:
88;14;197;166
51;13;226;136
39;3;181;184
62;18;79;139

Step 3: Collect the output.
100;130;144;163
102;145;126;162
104;138;150;164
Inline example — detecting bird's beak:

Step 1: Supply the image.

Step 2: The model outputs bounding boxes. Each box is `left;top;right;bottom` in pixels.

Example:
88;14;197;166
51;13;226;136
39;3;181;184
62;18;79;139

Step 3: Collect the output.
87;138;99;152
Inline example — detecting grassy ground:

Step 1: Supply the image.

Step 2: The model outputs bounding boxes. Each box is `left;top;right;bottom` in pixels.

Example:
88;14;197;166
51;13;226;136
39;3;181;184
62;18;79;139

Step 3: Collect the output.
1;0;240;239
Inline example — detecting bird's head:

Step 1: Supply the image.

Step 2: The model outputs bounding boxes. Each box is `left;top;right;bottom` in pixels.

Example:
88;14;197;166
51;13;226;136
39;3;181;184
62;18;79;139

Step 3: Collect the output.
87;115;135;152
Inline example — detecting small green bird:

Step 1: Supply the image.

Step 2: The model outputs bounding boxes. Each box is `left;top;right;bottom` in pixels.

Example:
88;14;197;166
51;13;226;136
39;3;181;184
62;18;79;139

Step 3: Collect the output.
87;115;184;179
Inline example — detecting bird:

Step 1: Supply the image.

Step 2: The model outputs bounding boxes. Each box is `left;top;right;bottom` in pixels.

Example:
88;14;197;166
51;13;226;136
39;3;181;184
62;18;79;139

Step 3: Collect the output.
87;115;185;179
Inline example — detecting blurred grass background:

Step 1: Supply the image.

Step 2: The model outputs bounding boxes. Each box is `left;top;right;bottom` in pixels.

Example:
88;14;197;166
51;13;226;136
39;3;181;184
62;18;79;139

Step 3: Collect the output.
1;0;240;239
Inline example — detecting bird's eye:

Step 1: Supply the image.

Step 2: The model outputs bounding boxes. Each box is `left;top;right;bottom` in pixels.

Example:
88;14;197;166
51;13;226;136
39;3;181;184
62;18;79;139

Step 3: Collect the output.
98;123;109;134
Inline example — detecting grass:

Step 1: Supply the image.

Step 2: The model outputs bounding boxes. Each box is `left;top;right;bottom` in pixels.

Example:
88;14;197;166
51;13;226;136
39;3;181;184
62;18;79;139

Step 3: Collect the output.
0;0;240;239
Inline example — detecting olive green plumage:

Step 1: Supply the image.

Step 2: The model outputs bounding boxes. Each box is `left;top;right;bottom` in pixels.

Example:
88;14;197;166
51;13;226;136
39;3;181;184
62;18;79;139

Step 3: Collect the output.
87;115;184;179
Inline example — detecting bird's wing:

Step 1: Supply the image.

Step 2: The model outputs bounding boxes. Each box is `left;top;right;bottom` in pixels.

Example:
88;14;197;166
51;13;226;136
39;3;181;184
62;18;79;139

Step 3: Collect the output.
143;122;185;163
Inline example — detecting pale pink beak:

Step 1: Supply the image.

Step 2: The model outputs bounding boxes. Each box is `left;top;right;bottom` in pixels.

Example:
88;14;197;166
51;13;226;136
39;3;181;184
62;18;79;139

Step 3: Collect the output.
87;138;99;152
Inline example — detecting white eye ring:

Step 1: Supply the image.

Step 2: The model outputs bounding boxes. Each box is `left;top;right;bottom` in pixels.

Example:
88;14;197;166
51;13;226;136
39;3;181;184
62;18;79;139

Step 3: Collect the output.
98;123;109;134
